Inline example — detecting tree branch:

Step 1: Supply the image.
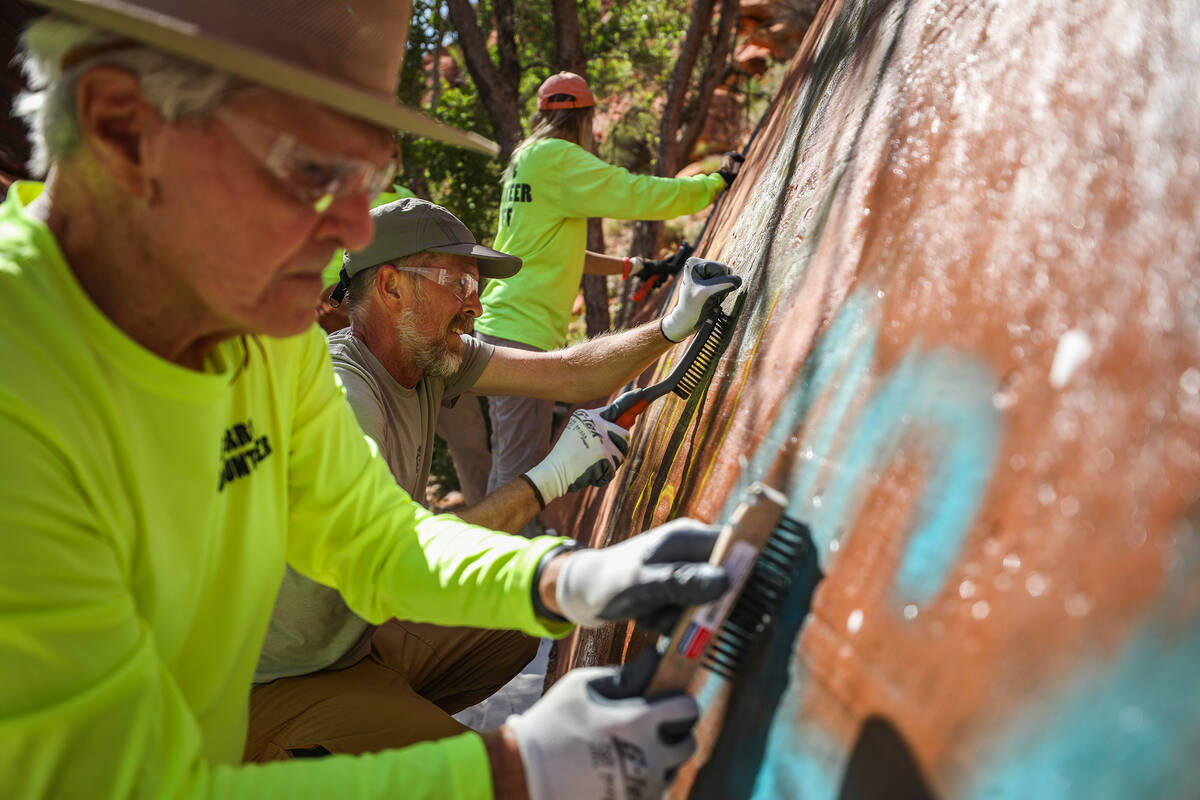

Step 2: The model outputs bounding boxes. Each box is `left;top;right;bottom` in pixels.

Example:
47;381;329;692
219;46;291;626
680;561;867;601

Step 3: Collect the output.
678;0;739;160
445;0;524;158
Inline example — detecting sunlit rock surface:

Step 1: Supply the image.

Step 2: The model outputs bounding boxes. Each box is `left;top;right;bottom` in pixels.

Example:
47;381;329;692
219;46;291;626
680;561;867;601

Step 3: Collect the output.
552;0;1200;797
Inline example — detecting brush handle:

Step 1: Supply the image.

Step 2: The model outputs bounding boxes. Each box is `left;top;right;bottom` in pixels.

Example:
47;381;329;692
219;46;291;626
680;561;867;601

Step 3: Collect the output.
599;389;649;429
645;482;789;695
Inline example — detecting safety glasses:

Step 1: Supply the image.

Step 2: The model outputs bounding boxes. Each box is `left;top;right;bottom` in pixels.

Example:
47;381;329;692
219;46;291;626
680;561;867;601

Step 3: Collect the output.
215;107;397;213
388;264;479;303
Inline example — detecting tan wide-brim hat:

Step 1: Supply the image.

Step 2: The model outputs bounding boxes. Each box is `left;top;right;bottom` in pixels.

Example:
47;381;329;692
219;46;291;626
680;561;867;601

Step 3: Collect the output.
30;0;499;156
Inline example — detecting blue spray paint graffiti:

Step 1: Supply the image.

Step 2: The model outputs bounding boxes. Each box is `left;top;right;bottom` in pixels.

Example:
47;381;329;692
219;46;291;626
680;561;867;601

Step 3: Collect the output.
966;520;1200;800
699;286;1002;797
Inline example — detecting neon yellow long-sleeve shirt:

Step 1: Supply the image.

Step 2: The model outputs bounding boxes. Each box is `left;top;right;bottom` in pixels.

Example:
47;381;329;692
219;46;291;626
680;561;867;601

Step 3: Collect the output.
476;138;725;351
0;182;570;799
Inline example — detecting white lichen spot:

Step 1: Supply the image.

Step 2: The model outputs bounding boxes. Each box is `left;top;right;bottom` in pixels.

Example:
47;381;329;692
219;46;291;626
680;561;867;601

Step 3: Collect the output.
1049;328;1093;388
1181;367;1200;396
971;600;991;620
1061;496;1080;517
1066;593;1093;617
959;579;977;599
1026;572;1048;597
1002;553;1022;573
846;609;864;634
903;604;919;621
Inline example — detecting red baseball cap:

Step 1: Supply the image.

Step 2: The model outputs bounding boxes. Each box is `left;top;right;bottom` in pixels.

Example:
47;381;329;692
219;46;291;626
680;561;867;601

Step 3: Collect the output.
537;71;595;110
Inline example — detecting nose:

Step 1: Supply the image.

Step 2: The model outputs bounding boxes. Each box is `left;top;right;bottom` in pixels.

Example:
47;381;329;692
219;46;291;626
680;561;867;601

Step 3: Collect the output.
316;191;375;252
462;291;482;318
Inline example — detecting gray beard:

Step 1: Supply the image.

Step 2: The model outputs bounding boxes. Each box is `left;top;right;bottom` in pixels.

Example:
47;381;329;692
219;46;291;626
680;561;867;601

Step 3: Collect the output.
394;311;463;379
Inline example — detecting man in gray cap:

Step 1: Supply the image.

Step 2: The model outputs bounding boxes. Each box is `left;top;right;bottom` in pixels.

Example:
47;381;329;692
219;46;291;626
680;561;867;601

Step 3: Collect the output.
248;197;741;761
0;2;735;799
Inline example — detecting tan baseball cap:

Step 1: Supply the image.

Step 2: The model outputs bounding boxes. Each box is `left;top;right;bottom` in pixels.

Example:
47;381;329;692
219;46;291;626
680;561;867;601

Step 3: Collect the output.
29;0;499;156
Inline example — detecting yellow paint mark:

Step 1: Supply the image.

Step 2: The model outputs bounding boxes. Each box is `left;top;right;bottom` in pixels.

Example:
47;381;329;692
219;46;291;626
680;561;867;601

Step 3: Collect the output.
691;287;785;498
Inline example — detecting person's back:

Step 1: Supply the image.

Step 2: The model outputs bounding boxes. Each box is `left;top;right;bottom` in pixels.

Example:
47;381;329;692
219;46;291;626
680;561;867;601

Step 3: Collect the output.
475;71;728;500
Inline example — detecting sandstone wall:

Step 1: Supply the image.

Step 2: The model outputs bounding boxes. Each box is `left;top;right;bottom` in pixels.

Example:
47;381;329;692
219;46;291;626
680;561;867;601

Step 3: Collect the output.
553;1;1200;797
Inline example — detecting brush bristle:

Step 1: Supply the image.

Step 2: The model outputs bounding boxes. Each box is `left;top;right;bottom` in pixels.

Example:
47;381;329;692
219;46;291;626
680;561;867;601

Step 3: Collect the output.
672;310;731;400
701;515;812;680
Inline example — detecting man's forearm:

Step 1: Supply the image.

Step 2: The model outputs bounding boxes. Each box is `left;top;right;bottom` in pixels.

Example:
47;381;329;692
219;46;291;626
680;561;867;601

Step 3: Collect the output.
456;478;542;535
473;318;673;402
553;320;670;401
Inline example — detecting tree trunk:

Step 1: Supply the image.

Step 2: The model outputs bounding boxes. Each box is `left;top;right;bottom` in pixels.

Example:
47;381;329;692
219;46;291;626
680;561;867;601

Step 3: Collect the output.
429;17;443;113
657;0;719;179
551;0;587;74
624;0;735;327
445;0;524;159
582;223;610;336
678;0;740;161
553;0;610;335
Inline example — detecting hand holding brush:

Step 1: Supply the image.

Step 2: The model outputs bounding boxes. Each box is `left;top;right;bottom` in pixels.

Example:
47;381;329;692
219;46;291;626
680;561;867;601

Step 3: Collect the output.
603;259;742;429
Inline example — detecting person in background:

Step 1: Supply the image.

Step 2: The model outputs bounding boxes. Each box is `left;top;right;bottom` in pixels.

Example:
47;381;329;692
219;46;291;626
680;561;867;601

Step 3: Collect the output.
250;197;740;761
0;4;728;798
315;147;494;505
476;70;740;530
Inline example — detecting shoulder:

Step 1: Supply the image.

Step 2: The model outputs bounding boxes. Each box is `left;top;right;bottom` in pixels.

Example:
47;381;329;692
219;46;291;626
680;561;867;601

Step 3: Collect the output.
521;137;585;168
327;332;383;395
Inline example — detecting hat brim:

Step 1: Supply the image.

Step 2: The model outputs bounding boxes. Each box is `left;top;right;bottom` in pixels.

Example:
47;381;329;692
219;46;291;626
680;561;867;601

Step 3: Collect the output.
33;0;500;157
427;242;522;279
432;242;525;280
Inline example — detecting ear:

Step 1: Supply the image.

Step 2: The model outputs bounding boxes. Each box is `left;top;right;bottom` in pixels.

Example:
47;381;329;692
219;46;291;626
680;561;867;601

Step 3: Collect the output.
373;265;407;310
74;65;163;197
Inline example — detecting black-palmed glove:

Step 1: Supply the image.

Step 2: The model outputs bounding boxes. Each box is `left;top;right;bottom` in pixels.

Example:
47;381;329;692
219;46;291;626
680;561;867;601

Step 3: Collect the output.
505;660;697;800
660;257;742;342
717;151;744;187
631;255;678;283
524;408;629;507
553;518;730;631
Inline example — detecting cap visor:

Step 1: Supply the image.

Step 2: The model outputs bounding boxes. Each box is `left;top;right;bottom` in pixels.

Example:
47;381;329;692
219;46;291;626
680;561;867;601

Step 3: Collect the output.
35;0;500;156
428;243;522;279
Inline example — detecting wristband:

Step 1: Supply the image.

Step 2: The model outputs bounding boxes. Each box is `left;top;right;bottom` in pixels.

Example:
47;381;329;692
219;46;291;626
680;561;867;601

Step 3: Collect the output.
622;256;632;281
520;474;547;510
531;541;581;623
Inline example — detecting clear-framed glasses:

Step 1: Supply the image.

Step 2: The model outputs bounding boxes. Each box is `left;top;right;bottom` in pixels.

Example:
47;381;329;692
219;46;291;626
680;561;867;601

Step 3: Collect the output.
215;107;397;213
389;264;479;302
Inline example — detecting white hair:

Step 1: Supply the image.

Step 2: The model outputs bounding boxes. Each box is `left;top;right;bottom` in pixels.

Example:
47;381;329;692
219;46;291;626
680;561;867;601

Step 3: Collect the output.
15;15;237;176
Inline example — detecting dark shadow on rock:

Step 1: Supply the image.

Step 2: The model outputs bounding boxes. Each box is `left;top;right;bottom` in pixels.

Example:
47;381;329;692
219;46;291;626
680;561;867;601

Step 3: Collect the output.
837;716;937;800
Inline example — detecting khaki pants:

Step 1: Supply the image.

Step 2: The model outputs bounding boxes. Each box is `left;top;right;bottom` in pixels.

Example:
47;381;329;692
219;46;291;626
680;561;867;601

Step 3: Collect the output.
435;394;492;506
475;334;555;496
244;620;539;761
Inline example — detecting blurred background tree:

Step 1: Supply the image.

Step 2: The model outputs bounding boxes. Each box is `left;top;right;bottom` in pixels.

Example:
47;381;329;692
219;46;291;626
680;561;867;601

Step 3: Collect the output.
393;0;817;335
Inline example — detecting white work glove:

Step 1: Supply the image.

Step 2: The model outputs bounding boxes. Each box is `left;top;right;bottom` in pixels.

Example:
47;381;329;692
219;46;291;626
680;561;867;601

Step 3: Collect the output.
659;257;742;342
554;518;730;630
524;408;629;506
505;660;698;800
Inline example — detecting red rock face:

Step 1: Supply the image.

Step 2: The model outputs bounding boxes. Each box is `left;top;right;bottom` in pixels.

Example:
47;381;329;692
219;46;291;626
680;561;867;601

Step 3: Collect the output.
553;0;1200;797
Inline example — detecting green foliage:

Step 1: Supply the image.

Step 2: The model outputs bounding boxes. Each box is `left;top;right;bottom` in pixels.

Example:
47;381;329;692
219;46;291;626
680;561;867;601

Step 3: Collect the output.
392;0;695;248
395;0;504;243
597;107;659;173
